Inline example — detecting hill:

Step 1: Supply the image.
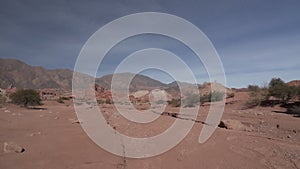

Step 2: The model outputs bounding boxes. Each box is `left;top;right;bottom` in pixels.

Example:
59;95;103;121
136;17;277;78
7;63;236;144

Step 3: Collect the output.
0;59;73;89
0;58;166;90
96;73;167;92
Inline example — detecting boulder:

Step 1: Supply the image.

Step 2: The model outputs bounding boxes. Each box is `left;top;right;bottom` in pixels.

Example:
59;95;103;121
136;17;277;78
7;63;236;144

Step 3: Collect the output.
219;119;248;131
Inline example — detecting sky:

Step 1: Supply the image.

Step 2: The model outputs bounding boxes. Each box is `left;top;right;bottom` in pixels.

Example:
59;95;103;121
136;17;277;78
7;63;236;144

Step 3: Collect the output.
0;0;299;88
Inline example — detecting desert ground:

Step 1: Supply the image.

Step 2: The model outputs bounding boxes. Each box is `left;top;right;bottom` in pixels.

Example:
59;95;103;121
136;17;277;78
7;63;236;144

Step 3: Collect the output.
0;92;299;169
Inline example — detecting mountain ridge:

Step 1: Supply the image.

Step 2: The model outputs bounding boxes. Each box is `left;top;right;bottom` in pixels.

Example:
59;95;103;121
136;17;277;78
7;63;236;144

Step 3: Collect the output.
0;58;168;90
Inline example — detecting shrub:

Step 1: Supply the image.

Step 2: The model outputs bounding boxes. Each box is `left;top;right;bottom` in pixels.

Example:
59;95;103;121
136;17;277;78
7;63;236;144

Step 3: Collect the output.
10;89;42;107
57;97;65;104
227;93;235;98
210;91;225;102
184;93;200;107
97;99;105;104
155;100;167;105
246;85;269;107
105;99;113;104
0;95;6;108
287;106;300;117
248;85;260;92
56;96;70;104
167;99;181;107
268;78;296;103
96;99;113;104
200;91;225;104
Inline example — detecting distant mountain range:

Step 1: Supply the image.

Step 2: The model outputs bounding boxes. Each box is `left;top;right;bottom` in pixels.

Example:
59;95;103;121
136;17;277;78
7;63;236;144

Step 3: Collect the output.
1;58;298;92
0;58;169;90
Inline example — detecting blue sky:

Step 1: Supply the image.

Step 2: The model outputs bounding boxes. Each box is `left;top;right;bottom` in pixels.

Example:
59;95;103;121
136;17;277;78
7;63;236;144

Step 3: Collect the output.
0;0;299;88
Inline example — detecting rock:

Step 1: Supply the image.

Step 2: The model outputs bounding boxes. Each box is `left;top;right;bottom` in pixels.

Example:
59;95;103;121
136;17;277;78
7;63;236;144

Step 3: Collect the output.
69;118;82;124
244;125;254;132
4;110;10;113
3;142;25;153
255;112;264;116
287;135;291;138
28;132;41;137
219;119;248;131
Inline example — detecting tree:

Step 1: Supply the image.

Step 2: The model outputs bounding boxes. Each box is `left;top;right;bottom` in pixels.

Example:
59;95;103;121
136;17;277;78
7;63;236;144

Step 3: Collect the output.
247;85;260;92
246;84;269;107
268;78;292;103
10;89;42;107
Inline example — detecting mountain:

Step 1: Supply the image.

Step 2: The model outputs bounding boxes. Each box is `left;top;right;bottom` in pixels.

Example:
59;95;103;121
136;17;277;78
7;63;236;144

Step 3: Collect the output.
0;58;233;94
96;73;167;92
0;58;167;90
287;80;300;87
0;58;73;89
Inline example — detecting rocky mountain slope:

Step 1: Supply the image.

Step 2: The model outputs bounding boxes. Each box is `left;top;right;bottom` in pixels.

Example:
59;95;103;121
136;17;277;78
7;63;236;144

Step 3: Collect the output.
0;59;73;89
0;59;166;90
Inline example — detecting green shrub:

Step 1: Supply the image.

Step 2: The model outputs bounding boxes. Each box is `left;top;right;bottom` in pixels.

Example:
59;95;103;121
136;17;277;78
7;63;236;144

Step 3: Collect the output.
268;78;297;103
246;85;269;107
10;89;42;107
184;93;200;107
247;85;260;92
200;91;225;104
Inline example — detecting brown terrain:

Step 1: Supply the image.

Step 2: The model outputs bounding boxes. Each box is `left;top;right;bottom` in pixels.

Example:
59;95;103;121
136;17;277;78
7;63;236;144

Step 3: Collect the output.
0;59;299;169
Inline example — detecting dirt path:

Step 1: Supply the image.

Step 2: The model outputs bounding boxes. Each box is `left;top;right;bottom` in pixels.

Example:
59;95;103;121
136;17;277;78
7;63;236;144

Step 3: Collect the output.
0;98;299;169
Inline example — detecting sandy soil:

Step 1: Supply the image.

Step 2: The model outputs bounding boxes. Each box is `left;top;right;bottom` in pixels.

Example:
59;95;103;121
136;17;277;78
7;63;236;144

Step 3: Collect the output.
0;92;299;169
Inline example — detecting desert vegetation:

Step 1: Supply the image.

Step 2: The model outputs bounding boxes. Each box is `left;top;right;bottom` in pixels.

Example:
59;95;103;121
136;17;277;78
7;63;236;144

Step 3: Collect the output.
178;91;225;108
56;96;70;104
0;95;6;108
200;91;225;104
9;89;42;108
167;98;181;107
247;78;300;110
